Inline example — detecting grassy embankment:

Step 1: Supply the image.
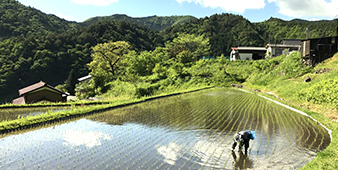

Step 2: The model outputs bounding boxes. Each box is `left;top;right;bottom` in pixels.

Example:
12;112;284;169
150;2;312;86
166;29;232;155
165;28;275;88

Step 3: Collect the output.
243;53;338;169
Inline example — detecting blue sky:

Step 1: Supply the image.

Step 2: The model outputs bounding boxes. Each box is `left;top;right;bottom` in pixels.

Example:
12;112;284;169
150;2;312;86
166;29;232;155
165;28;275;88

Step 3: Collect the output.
18;0;338;23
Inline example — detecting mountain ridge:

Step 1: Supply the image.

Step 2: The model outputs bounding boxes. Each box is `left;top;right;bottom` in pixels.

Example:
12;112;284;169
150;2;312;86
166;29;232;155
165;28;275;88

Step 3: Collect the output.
82;14;197;31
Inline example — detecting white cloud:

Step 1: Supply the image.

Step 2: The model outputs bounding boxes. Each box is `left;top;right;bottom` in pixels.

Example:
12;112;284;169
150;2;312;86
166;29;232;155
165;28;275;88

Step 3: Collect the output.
63;130;111;147
157;142;182;165
57;13;75;21
176;0;266;13
268;0;338;18
71;0;118;6
309;18;320;21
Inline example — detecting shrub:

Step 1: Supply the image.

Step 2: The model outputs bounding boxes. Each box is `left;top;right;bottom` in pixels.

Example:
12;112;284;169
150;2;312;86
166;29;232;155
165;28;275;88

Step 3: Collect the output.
135;83;160;98
298;77;338;107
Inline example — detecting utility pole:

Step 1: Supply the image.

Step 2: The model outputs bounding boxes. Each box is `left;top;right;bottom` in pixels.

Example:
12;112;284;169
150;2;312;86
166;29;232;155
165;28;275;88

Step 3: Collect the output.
305;27;309;39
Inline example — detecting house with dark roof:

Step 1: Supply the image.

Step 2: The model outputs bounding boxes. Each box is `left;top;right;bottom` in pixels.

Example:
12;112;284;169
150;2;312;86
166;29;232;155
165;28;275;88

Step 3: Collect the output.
12;81;66;104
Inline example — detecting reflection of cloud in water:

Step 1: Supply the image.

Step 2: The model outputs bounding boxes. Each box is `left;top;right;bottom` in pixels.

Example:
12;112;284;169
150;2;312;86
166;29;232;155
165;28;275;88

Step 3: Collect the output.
157;142;183;165
189;140;231;168
63;130;111;147
156;132;234;169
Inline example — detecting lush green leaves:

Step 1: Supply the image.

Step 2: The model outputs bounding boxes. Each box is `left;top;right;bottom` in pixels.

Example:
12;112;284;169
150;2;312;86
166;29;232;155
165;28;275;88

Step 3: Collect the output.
0;20;163;103
83;14;197;32
298;78;338;107
0;0;80;40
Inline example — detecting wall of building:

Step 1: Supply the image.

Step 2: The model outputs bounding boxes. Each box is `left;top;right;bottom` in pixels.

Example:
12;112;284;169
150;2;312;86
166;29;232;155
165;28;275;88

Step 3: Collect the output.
239;53;252;60
25;89;63;103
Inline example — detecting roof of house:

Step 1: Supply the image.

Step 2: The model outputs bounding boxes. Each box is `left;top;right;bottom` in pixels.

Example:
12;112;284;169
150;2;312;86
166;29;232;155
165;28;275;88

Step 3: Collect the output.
266;44;301;48
78;75;92;82
18;81;65;96
231;47;267;51
301;35;338;41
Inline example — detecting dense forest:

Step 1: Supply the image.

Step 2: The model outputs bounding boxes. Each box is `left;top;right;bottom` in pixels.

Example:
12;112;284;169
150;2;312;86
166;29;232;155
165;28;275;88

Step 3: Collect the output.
82;14;197;32
162;14;338;57
0;0;80;40
0;0;337;103
0;19;163;103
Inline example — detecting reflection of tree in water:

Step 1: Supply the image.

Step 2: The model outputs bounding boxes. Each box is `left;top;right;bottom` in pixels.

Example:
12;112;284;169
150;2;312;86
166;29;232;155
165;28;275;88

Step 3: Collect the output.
231;150;253;170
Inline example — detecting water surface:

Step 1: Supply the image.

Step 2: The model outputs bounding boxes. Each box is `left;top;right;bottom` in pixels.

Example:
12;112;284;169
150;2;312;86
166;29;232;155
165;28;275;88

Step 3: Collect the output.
0;88;330;169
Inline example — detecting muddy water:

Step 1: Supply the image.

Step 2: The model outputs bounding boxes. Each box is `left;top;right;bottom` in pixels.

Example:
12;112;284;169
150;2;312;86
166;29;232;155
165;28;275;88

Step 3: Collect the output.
0;88;331;169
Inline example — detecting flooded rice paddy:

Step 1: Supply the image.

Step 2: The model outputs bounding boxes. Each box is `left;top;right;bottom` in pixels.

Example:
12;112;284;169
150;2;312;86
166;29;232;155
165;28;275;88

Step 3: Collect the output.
0;88;331;169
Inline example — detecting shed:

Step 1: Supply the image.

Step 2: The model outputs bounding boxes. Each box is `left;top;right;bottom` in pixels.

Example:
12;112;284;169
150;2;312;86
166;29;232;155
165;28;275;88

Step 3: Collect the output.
301;36;338;66
12;81;66;104
266;44;301;58
230;47;266;61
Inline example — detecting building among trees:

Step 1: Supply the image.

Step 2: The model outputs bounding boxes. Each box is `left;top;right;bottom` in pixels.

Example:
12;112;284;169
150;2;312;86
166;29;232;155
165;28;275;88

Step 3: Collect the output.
301;36;338;66
266;39;301;58
230;47;266;61
12;81;66;104
230;39;302;61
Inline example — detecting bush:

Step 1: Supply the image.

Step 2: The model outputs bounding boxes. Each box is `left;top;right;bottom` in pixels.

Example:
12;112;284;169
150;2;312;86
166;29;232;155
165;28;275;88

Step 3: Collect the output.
298;78;338;107
278;52;312;78
135;83;160;98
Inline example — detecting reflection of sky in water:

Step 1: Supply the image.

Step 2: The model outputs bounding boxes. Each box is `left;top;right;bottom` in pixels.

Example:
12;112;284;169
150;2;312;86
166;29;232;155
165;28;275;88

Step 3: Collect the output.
63;129;111;147
0;117;322;170
0;88;330;169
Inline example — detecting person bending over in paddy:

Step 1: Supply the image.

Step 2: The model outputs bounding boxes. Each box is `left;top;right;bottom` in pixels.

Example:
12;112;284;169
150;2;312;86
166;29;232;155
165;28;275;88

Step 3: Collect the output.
232;130;255;155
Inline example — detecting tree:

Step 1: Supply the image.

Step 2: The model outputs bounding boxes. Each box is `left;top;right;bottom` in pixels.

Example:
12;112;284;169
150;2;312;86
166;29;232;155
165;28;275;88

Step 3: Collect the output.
64;69;77;95
166;33;210;64
88;41;130;77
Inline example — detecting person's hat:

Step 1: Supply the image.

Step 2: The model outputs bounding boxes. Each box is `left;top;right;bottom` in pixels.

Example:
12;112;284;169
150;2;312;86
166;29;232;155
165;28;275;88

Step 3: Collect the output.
248;130;256;140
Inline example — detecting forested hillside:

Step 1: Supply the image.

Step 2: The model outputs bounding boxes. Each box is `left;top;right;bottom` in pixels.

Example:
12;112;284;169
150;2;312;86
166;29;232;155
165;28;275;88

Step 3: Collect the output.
162;13;267;57
0;20;163;103
255;17;338;44
0;0;80;40
162;14;338;56
0;0;337;104
82;14;197;32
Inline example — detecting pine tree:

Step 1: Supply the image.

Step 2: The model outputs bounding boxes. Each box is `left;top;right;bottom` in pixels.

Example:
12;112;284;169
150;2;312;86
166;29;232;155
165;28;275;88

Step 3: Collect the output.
65;69;77;95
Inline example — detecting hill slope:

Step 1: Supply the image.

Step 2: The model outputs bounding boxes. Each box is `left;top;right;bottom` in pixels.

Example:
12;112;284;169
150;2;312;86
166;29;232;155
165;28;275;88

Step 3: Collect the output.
82;14;197;32
0;0;80;40
254;17;338;43
162;14;338;57
0;20;163;104
162;13;266;57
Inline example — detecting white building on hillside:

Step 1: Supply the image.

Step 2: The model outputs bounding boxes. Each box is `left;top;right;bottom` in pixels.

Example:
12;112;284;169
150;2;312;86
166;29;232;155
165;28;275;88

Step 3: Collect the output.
230;47;266;61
